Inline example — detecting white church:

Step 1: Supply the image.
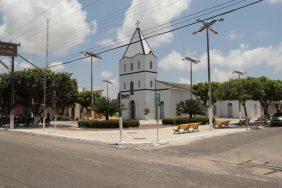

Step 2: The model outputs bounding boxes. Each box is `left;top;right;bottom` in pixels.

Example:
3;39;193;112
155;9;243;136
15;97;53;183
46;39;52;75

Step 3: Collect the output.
118;26;262;120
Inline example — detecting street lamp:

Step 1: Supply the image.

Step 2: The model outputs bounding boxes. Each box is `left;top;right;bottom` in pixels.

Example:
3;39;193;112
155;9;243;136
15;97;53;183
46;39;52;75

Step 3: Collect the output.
81;51;102;118
232;70;246;120
182;57;200;100
192;18;224;131
102;80;113;100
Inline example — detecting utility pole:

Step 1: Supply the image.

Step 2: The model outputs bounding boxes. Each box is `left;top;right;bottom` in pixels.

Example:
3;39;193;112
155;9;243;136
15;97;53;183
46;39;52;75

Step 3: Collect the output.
43;19;49;130
182;57;200;100
81;51;102;118
10;56;15;129
118;92;123;145
102;80;113;100
232;70;246;120
193;18;224;131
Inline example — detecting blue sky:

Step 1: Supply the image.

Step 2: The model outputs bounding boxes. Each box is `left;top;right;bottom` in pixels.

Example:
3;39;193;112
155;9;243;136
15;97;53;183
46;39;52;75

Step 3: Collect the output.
0;0;281;98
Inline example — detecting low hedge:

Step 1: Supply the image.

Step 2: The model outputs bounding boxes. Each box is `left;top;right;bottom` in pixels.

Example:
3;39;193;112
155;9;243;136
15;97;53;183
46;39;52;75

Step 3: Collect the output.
78;119;140;129
162;116;209;125
56;115;73;121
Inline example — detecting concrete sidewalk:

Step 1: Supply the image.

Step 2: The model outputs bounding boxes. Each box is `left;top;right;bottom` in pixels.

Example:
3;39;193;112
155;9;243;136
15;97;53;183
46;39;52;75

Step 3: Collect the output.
2;124;250;146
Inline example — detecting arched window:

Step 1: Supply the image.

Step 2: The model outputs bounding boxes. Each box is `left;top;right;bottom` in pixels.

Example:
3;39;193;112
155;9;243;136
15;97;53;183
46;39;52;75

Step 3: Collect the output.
150;80;153;88
130;63;133;71
124;64;126;72
124;83;126;90
130;81;134;95
150;61;153;69
138;80;141;88
138;61;140;69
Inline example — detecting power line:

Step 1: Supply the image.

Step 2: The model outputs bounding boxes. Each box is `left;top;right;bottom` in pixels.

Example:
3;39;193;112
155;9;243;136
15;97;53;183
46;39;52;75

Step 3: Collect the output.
48;0;263;69
49;0;248;63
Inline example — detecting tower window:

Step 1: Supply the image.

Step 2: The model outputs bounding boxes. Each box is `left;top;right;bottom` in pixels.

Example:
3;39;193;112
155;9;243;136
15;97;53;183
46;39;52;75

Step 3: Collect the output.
130;81;134;95
138;61;140;69
150;61;153;69
150;80;153;88
138;80;141;88
130;63;133;71
124;64;126;72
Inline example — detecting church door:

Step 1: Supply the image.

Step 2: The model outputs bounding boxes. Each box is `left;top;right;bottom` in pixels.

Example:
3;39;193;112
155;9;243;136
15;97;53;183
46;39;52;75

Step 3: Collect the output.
160;102;164;119
130;100;136;119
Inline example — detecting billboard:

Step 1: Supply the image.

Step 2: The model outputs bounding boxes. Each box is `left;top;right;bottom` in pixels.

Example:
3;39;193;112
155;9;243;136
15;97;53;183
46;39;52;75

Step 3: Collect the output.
0;42;18;57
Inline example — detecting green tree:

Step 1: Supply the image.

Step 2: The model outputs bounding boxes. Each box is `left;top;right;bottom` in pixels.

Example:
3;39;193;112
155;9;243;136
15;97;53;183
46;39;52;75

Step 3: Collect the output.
177;99;206;118
93;97;119;120
270;80;282;113
193;82;220;107
77;91;101;116
0;69;78;117
215;79;252;118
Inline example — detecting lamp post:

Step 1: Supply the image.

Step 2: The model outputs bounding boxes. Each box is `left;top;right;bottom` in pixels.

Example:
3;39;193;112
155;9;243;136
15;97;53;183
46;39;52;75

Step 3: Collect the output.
192;18;224;131
232;70;246;120
81;51;102;118
102;80;113;100
182;57;200;100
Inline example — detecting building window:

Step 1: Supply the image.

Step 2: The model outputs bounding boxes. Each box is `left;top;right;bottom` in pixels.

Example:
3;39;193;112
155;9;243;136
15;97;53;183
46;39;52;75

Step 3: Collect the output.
138;80;141;88
130;81;134;95
138;61;140;69
150;80;153;88
124;64;126;72
124;83;126;90
130;63;133;71
150;61;153;69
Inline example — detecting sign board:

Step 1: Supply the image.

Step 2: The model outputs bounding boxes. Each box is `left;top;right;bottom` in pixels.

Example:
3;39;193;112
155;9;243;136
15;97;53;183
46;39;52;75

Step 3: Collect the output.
0;42;18;57
120;94;130;99
155;93;160;107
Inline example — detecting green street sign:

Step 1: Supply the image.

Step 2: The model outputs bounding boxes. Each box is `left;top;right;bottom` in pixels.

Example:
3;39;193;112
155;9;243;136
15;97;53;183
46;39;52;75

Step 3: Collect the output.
155;93;160;107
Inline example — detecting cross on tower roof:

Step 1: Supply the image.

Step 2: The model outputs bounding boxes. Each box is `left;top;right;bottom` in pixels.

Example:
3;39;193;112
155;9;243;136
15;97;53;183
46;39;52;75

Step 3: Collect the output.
135;20;141;28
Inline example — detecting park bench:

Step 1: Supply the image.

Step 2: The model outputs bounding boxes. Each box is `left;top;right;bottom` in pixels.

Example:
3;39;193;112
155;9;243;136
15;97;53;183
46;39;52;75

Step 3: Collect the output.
234;119;249;127
173;122;201;134
213;120;230;129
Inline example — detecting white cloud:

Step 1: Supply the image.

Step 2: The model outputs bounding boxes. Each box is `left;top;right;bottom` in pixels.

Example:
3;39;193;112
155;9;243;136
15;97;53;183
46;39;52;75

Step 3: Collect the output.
19;62;33;70
226;30;244;40
212;68;236;82
204;43;282;73
97;39;115;48
0;0;91;55
117;0;191;48
159;50;185;71
177;77;190;84
49;61;64;72
100;70;113;79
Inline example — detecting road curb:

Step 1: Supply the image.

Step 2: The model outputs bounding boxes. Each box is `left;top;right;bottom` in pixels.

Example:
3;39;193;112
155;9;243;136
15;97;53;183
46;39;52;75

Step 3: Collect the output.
0;127;250;148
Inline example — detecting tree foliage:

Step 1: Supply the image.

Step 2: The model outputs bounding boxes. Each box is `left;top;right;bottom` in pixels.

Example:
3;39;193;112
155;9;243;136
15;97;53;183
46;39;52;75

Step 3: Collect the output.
0;69;78;116
93;97;119;120
177;99;206;118
193;82;220;107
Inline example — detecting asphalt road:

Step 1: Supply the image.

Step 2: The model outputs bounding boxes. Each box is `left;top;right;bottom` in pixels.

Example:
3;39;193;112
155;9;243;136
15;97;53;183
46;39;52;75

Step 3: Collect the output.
0;128;282;188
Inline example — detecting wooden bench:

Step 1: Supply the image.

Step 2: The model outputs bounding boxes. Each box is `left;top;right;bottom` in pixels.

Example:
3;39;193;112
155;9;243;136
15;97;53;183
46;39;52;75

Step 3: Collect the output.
173;122;201;134
213;120;231;129
234;119;250;127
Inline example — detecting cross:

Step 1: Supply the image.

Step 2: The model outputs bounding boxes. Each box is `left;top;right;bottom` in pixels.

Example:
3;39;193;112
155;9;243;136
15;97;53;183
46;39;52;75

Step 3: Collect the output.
135;20;141;28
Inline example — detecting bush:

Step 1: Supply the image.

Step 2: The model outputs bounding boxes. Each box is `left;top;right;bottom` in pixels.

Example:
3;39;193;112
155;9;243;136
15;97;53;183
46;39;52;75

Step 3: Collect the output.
78;119;140;129
56;115;73;121
162;116;209;125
